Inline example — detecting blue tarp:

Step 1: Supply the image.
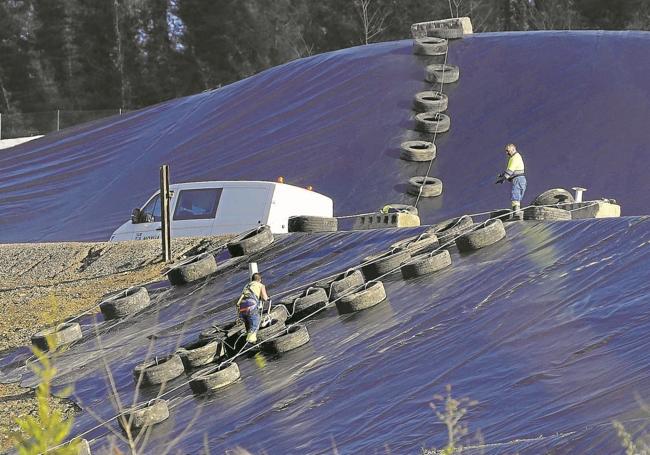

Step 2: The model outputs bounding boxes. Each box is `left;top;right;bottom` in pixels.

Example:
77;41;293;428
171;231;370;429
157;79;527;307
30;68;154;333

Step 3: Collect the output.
1;31;650;454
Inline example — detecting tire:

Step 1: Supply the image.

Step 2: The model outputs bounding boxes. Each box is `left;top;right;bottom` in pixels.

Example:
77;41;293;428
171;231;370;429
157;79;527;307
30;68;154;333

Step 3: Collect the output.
189;362;240;394
428;27;464;39
425;64;460;84
133;354;185;386
361;250;411;280
390;232;439;254
227;225;274;257
31;322;82;351
100;287;150;320
316;269;365;301
523;206;571;221
269;304;289;324
400;141;436;162
379;204;419;215
336;281;387;314
533;188;575;206
167;254;217;285
413;37;448;56
407;176;443;198
288;216;338;233
284;287;328;320
401;250;451;279
199;319;245;341
177;339;221;369
490;209;512;222
256;318;286;342
413;91;448;113
264;325;310;353
415;112;451;134
429;215;474;243
119;399;169;434
455;219;507;252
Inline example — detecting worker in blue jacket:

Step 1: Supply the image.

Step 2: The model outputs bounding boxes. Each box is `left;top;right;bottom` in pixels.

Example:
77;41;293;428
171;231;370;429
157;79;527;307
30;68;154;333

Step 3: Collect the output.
496;143;526;220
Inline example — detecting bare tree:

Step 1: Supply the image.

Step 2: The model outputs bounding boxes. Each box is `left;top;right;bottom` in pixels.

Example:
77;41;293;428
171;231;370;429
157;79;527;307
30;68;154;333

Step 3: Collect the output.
354;0;389;45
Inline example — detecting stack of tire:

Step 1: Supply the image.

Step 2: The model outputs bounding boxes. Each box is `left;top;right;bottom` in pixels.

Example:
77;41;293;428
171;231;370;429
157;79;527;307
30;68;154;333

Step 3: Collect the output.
403;25;464;201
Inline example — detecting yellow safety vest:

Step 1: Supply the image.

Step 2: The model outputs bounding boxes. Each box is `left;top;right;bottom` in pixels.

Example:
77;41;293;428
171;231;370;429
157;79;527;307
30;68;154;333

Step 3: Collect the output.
506;152;525;179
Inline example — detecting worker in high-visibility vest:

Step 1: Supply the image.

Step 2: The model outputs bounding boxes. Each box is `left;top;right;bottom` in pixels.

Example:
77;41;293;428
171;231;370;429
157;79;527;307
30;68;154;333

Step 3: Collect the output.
496;143;526;220
236;272;270;345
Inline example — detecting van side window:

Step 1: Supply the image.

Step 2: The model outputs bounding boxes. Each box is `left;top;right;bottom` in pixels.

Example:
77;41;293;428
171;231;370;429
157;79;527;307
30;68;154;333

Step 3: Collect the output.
141;194;161;222
173;188;222;221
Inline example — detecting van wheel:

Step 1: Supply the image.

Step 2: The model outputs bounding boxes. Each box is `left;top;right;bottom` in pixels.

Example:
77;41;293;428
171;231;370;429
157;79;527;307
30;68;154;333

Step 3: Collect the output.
455;219;506;252
133;354;185;386
31;322;82;351
407;176;443;197
400;141;436;162
413;91;448;113
227;225;274;257
264;325;310;353
425;64;460;84
336;281;386;314
523;206;572;221
100;287;150;320
401;250;451;279
361;250;411;280
189;362;240;394
288;216;338;233
167;254;217;285
119;399;169;435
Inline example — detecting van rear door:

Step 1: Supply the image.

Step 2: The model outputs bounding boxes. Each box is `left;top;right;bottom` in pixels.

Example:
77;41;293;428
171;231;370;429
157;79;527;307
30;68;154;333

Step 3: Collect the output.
171;188;223;238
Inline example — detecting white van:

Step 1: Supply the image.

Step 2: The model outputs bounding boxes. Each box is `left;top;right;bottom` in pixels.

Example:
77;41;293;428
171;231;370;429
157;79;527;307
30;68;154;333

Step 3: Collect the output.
109;181;333;241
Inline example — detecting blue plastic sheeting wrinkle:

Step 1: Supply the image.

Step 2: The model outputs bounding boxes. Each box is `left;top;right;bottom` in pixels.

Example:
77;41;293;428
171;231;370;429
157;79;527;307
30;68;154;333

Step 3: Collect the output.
1;32;650;242
2;217;650;453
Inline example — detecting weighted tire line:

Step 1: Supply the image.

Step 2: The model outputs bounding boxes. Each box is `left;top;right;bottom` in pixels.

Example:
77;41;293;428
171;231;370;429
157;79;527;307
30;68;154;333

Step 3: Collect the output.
414;45;450;209
45;201;603;451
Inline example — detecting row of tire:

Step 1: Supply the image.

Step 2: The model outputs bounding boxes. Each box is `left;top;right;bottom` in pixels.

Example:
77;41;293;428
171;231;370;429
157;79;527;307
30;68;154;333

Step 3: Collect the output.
116;209;511;435
400;33;463;199
32;185;581;356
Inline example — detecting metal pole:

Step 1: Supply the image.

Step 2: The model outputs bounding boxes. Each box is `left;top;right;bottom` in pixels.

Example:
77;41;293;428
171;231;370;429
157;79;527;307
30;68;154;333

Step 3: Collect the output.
248;262;258;280
160;165;171;262
56;109;60;131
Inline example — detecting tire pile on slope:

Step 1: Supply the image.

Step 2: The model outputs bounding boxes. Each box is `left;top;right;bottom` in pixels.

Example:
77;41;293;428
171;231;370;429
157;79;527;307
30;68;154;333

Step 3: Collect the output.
400;24;464;205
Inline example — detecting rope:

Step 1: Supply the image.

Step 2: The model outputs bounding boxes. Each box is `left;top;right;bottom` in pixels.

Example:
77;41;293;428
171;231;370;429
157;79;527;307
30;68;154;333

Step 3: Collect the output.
414;45;450;209
43;200;605;452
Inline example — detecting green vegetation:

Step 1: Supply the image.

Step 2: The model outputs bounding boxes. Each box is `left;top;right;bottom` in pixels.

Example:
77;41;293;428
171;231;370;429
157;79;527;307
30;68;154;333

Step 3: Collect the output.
423;385;479;454
12;339;78;455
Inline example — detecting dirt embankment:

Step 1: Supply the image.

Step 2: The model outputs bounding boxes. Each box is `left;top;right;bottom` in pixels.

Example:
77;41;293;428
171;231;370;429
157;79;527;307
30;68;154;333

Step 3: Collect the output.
0;236;230;452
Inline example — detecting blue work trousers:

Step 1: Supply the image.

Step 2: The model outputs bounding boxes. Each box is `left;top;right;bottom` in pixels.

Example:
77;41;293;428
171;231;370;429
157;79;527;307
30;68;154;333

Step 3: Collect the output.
511;176;527;202
240;306;260;334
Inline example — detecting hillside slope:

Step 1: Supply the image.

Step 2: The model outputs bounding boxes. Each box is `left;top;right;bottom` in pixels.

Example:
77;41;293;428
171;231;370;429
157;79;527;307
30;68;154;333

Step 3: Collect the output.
1;31;649;242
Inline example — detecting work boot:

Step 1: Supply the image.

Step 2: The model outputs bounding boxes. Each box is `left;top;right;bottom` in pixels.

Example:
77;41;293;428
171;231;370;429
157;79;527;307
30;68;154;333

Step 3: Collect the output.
511;202;522;221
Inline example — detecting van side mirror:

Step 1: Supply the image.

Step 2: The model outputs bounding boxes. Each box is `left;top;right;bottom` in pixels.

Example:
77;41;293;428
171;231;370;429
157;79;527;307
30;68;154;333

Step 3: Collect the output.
131;208;142;224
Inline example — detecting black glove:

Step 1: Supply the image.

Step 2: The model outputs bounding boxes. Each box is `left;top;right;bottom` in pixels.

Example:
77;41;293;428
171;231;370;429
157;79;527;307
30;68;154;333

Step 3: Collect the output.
495;174;505;184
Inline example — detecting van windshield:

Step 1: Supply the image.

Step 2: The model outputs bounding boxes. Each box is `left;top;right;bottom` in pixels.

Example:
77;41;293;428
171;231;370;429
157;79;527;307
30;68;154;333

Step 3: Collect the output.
141;195;161;222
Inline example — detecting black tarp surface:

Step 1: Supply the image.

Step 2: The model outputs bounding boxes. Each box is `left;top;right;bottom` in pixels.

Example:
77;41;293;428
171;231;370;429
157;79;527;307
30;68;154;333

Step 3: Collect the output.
1;31;650;454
